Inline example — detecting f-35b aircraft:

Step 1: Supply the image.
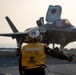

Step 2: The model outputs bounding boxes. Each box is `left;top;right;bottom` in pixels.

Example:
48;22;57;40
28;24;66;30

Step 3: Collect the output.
0;5;76;50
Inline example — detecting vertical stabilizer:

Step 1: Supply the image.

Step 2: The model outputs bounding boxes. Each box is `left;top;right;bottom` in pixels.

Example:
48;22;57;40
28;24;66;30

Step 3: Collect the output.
46;5;62;23
5;16;19;33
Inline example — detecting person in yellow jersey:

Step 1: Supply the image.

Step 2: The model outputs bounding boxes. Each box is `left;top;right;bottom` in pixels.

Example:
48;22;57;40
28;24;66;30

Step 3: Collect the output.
19;30;74;75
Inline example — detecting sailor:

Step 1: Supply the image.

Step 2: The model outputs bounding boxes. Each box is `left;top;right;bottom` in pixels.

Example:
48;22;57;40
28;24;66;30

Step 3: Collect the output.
19;30;74;75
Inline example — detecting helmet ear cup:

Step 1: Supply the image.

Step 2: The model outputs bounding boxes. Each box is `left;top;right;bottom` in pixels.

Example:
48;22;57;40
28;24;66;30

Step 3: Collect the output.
26;36;29;42
37;35;42;42
26;36;32;42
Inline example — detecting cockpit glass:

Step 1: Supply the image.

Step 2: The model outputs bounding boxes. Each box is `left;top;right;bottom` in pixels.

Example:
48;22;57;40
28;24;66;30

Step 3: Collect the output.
64;19;70;24
55;19;71;27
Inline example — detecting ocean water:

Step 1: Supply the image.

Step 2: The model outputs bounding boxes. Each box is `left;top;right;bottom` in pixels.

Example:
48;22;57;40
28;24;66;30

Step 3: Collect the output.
0;56;18;67
0;48;16;51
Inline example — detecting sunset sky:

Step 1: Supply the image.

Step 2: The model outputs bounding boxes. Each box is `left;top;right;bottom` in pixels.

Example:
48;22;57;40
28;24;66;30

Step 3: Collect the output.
0;0;76;48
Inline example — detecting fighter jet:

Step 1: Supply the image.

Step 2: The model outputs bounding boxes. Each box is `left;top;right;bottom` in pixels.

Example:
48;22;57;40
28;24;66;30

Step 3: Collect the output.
0;5;76;50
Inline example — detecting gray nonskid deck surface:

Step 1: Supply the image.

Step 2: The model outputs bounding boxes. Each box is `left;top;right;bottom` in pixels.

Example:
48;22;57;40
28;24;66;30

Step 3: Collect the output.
0;56;76;75
0;64;76;75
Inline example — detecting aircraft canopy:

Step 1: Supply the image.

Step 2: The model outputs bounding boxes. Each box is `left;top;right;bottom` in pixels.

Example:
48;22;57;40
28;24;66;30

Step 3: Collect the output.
55;19;71;27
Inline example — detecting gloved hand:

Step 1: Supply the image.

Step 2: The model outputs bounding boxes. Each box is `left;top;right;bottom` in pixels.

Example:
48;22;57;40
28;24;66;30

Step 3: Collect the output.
67;54;74;62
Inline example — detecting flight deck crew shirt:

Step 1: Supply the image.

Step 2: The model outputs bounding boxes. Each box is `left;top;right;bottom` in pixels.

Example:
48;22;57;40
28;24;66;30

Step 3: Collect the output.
22;43;46;69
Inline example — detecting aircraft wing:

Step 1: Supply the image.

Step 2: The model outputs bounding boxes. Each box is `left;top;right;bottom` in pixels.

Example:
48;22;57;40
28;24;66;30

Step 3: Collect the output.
0;33;28;38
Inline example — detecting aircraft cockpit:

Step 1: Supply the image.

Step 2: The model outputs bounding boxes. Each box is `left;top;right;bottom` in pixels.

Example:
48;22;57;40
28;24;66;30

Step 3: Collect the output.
55;19;72;27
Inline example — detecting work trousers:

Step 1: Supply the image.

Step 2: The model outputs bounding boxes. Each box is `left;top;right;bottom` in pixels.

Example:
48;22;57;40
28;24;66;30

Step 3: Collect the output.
24;67;45;75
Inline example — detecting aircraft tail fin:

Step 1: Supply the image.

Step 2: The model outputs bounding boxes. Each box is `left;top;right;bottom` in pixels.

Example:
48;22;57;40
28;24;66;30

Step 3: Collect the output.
5;16;19;33
46;5;62;22
36;17;44;26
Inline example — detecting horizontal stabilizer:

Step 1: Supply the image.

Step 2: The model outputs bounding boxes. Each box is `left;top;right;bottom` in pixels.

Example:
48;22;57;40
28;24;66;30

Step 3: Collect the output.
5;16;19;33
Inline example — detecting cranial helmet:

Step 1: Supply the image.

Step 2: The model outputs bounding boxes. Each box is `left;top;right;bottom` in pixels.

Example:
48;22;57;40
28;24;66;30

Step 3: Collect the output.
26;30;42;43
29;30;39;39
